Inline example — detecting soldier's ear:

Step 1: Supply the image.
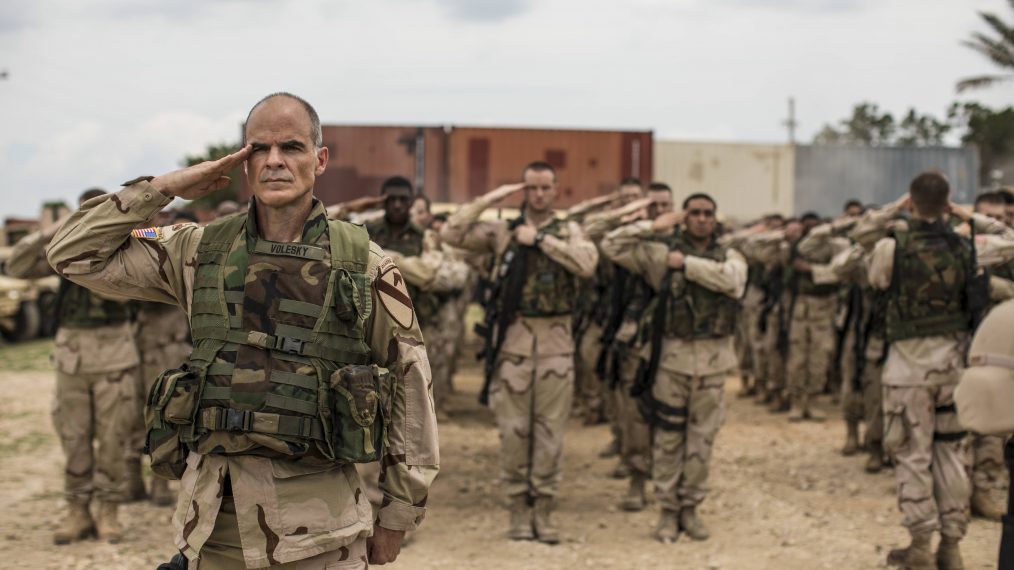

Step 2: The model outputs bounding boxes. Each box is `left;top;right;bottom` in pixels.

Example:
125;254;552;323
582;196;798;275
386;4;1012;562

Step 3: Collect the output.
315;146;329;176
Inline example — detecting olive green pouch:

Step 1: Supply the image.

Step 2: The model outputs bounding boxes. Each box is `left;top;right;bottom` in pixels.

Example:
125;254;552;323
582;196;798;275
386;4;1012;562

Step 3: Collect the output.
329;364;391;463
144;365;203;480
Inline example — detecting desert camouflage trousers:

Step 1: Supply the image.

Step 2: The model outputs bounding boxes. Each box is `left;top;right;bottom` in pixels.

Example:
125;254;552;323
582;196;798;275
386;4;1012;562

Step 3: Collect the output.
883;383;970;538
615;348;651;476
190;497;368;569
54;367;137;504
489;352;574;497
971;433;1009;495
786;294;835;399
421;320;450;412
762;314;786;396
574;322;606;421
742;289;767;387
651;370;725;511
841;341;885;444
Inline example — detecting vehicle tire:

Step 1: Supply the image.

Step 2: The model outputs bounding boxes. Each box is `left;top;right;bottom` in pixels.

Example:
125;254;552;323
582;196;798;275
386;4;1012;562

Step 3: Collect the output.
37;291;58;337
5;300;41;342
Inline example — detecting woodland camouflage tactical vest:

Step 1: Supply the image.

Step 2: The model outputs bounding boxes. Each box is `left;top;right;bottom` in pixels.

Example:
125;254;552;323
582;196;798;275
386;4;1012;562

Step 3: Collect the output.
145;204;389;477
365;219;442;324
509;218;577;317
57;279;131;328
885;220;973;343
664;233;740;340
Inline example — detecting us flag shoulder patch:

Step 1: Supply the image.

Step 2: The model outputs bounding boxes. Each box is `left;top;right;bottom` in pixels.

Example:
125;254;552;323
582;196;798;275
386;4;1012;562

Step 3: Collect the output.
131;227;161;240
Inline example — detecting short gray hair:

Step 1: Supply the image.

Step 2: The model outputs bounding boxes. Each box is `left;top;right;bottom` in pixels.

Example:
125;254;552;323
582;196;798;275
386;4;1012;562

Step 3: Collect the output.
244;92;322;148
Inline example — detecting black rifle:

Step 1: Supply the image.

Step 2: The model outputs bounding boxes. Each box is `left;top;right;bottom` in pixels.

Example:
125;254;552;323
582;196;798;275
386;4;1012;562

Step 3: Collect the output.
475;216;530;406
757;265;783;335
156;553;187;570
631;270;673;400
777;247;801;358
595;266;630;387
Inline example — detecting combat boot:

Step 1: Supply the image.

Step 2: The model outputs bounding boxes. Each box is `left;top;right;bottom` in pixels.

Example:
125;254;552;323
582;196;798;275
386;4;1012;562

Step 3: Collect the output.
611;462;630;480
598;437;620;459
150;477;175;507
865;442;885;474
754;386;769;406
95;501;122;544
841;420;860;456
53;501;96;545
620;472;648;512
124;458;147;502
654;509;679;543
788;395;807;422
678;506;710;541
971;488;1004;521
887;531;935;570
768;393;790;414
532;495;560;545
507;494;534;540
936;535;964;570
738;376;755;398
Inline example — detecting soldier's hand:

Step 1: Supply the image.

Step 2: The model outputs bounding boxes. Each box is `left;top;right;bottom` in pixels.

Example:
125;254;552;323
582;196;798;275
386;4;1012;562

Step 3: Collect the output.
666;250;685;269
948;202;973;223
620;209;646;224
367;524;405;565
151;145;252;200
343;195;386;214
514;224;538;246
615;196;653;217
486;183;526;203
653;210;684;232
892;194;912;212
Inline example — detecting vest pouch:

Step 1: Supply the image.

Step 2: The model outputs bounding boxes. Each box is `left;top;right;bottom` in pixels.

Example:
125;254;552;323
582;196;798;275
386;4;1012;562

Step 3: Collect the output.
144;365;203;480
329;364;390;463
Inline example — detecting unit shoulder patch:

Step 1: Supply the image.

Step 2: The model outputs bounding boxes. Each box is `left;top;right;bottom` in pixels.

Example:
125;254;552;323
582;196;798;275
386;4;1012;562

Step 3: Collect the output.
376;266;415;329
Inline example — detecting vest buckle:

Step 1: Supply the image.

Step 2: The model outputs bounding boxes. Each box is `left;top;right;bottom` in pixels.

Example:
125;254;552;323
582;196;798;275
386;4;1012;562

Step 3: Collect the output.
276;336;305;355
224;409;252;431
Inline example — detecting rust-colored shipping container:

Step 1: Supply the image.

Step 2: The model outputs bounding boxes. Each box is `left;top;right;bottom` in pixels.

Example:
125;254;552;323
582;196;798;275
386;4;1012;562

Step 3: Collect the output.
240;125;652;209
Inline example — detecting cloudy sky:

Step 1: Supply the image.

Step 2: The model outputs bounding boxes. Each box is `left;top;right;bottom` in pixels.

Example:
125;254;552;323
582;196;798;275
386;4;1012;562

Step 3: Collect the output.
0;0;1009;219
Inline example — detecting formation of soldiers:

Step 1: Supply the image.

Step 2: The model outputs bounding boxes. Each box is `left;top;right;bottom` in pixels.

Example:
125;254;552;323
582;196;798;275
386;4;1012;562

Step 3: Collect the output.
7;92;1014;569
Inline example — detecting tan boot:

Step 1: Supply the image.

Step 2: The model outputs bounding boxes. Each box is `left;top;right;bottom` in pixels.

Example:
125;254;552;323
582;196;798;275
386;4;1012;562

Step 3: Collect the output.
598;437;620;459
532;495;560;545
865;443;885;474
124;458;147;502
768;393;790;414
654;509;679;543
788;395;807;422
611;462;630;480
507;495;533;540
937;535;964;570
619;472;647;512
149;477;175;507
95;501;122;544
970;488;1004;522
841;420;860;456
805;396;825;422
679;506;710;541
53;502;96;545
887;531;935;569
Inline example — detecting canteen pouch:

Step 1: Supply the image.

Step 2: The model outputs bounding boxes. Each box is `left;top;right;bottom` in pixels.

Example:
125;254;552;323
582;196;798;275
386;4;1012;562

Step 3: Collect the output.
329;364;392;463
144;365;202;480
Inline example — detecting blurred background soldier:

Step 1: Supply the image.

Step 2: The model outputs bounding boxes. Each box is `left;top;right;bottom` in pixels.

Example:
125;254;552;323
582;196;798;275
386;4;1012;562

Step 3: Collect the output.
441;162;598;544
600;193;746;544
6;188;140;545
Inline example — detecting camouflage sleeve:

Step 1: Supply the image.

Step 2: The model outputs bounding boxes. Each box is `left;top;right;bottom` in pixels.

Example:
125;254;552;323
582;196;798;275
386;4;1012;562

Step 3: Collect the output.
850;203;902;250
684;247;748;298
744;230;785;264
539;220;598;279
440;195;508;256
990;275;1014;302
867;238;896;291
977;234;1014;267
582;210;624;242
971;213;1014;239
814;243;865;285
599;220;669;290
45;180;203;309
366;244;439;532
796;223;832;259
5;229;55;279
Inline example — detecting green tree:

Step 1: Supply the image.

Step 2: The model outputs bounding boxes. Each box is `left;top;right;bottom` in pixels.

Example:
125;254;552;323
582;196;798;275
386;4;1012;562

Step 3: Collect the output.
181;143;243;210
948;101;1014;180
813;102;896;145
895;109;951;146
957;0;1014;92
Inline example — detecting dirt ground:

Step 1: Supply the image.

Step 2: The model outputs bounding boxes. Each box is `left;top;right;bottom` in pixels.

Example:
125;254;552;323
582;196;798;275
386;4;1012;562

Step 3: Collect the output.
0;339;1001;570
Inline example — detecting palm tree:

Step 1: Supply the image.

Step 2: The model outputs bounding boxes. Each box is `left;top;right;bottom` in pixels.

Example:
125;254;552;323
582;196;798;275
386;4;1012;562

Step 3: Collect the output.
958;0;1014;92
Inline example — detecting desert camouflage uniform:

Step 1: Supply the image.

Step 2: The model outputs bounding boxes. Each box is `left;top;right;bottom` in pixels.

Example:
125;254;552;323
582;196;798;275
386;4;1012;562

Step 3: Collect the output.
600;220;747;513
47;180;439;569
742;230;789;407
441;194;598;500
7;229;140;507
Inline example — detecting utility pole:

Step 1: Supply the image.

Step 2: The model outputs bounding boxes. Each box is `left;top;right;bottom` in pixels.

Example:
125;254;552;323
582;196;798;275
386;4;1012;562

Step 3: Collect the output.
782;97;798;145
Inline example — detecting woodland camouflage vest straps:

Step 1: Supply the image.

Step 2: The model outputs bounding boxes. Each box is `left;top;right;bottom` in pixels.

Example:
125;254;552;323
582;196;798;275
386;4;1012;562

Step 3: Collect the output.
510;217;577;317
365;219;442;324
56;278;132;328
664;232;740;340
885;220;973;343
145;204;390;476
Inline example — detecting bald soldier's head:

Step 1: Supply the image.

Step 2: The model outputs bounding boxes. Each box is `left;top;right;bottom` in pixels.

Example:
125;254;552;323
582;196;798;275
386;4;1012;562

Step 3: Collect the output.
242;93;328;210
